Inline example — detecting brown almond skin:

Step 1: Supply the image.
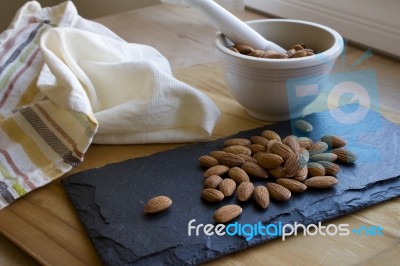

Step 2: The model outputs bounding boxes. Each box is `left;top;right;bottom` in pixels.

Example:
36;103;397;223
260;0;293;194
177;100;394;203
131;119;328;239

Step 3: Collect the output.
241;161;269;178
282;135;300;153
219;178;237;196
331;148;358;163
201;188;225;202
219;153;245;167
307;162;326;177
253;186;270;209
236;182;255;201
203;175;223;189
261;130;282;141
268;166;285;179
214;204;242;223
204;165;230;178
198;155;219;168
209;151;227;161
276;178;307;193
283;153;307;177
305;176;338;188
293;166;308;182
266;183;291;201
248;143;267;154
233;44;254;55
224;138;251;147
223;145;252;156
228;167;250;183
256;153;284;169
250;136;269;146
308;141;329;156
321;135;346;148
270;142;295;160
298;137;313;149
318;161;341;176
144;196;172;214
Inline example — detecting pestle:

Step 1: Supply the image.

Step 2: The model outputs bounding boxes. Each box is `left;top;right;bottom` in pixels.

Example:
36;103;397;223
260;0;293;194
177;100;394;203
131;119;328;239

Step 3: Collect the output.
180;0;287;53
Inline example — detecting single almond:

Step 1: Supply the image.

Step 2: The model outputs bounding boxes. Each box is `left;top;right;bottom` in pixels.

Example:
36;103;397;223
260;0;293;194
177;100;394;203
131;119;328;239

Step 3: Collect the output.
261;130;282;141
268;166;285;179
228;167;250;183
270;142;295;160
256;153;284;169
223;145;252;156
144;196;172;214
318;161;341;176
213;204;242;223
209;151;227;161
233;44;254;54
241;161;269;178
248;143;267;154
218;178;237;196
298;137;313;149
283;135;300;153
266;139;279;153
300;147;310;162
293;166;308;182
295;120;313;132
283;153;308;177
219;153;245;167
198;155;219;168
331;148;357;163
236;182;255;201
204;165;230;178
201;188;225;202
237;154;258;164
250;136;269;146
224;138;251;147
310;153;338;162
321;135;346;148
307;162;326;177
308;141;329;156
266;183;291;201
305;176;338;188
203;175;223;189
276;178;307;193
253;185;270;209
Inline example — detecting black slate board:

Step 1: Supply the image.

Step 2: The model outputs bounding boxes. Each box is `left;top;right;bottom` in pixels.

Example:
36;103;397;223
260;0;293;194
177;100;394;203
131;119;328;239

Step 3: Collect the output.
63;105;400;266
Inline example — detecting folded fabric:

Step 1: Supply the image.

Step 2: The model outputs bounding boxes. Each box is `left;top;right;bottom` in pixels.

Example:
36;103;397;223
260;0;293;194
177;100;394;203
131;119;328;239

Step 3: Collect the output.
0;1;220;208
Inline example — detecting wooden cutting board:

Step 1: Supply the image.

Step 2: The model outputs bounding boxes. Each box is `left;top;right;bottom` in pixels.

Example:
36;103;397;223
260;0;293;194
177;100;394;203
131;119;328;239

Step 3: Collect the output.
0;63;399;266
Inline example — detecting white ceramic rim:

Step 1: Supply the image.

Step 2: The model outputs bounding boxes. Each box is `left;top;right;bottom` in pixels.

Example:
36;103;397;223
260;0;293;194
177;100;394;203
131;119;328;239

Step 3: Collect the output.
214;19;344;67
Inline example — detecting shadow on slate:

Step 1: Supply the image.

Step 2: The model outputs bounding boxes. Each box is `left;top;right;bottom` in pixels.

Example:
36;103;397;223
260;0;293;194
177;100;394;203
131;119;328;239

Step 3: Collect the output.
63;105;400;266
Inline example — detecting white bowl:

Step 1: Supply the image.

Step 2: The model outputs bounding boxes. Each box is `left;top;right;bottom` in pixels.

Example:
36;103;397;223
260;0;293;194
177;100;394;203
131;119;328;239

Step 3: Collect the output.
214;19;344;121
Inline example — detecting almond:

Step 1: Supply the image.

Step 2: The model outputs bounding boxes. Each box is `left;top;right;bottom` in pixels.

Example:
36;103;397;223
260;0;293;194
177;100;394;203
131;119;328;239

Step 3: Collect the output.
144;196;172;214
209;151;227;161
283;153;307;177
218;178;237;196
203;175;223;189
268;166;285;179
224;138;251;147
248;143;267;154
331;148;357;163
201;188;225;202
237;154;258;164
236;182;255;201
228;167;250;183
266;183;291;201
307;162;326;177
241;161;269;178
318;161;341;176
276;178;307;193
270;142;295;160
310;153;338;162
261;130;282;141
250;135;269;146
298;137;313;149
266;139;279;153
198;155;219;168
253;185;270;209
204;165;230;178
219;153;245;167
293;166;308;182
295;119;313;132
308;141;329;156
321;135;346;148
282;135;300;153
304;176;338;188
233;43;254;55
256;153;284;169
223;145;252;156
213;204;242;223
300;147;310;162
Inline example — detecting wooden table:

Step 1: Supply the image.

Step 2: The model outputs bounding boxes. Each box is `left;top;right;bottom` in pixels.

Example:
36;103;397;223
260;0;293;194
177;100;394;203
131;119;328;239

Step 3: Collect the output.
0;4;399;266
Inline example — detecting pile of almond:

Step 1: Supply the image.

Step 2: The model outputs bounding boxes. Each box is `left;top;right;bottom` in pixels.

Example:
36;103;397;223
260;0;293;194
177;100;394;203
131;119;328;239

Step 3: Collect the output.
198;129;357;223
229;43;314;59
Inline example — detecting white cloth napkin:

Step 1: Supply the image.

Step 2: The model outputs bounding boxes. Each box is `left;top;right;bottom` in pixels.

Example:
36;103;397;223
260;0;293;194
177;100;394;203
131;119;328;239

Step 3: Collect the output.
0;1;220;208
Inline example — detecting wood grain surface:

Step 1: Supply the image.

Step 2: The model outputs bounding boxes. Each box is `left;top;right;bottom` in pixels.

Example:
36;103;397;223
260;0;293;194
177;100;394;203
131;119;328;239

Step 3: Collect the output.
0;4;399;266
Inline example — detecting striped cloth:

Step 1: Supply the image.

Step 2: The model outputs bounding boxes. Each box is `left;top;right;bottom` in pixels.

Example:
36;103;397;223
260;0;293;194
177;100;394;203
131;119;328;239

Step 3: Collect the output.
0;1;220;208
